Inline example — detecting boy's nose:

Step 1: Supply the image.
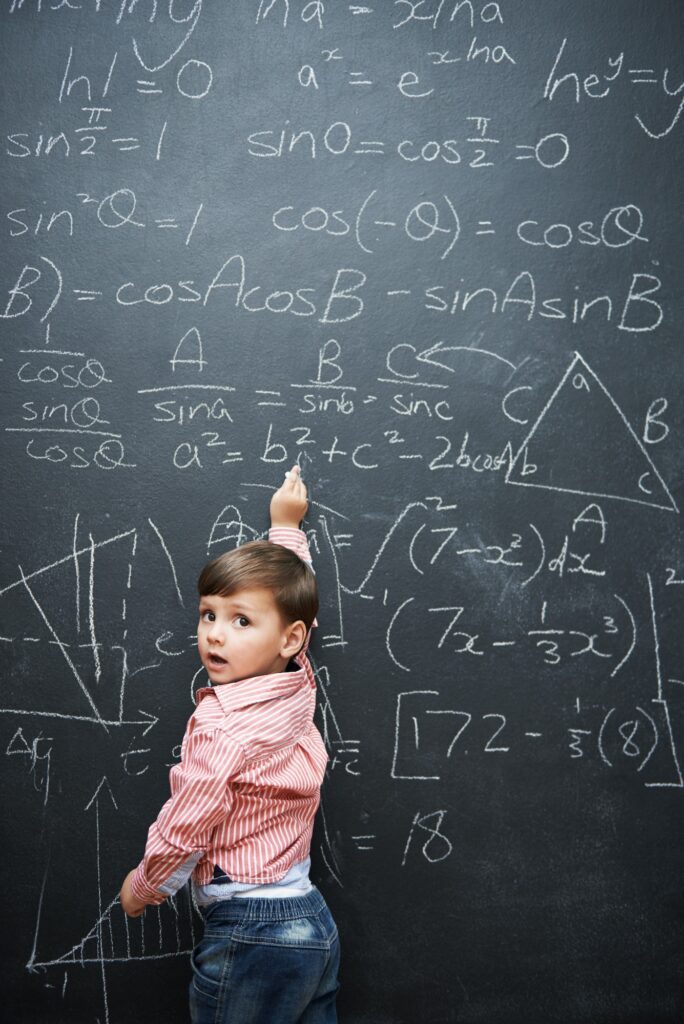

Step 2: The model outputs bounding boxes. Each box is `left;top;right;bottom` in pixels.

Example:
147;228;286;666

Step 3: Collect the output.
207;622;224;643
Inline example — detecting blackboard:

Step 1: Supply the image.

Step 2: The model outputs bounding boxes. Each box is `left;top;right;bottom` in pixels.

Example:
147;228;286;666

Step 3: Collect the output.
2;2;683;1022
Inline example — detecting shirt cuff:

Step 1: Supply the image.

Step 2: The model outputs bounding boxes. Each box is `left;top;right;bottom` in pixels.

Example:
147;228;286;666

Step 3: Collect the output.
129;864;166;905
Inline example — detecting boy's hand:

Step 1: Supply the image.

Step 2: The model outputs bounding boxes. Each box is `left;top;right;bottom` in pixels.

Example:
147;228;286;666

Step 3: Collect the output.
119;869;146;918
270;464;308;529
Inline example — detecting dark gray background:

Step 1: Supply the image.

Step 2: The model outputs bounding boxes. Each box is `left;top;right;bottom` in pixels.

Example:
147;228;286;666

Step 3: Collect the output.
1;2;682;1022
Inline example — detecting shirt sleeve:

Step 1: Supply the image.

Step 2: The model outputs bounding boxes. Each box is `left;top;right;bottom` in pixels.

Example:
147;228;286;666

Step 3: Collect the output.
268;526;318;641
268;526;314;570
130;728;245;905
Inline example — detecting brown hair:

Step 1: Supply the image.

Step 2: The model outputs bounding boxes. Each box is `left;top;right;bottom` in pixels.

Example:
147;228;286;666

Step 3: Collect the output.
197;541;318;630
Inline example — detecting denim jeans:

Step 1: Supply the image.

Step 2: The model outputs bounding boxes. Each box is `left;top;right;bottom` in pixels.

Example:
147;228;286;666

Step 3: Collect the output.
189;887;340;1024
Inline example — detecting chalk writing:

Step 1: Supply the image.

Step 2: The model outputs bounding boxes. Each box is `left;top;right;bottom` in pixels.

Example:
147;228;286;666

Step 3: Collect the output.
1;3;682;1022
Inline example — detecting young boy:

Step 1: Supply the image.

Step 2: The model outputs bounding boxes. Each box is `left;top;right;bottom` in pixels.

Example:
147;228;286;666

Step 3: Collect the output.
119;465;339;1024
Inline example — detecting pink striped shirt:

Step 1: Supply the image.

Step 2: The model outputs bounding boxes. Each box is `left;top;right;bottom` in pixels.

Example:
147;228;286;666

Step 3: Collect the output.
130;528;328;906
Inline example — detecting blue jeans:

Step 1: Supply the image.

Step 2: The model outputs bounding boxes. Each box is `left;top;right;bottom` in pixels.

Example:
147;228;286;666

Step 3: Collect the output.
189;887;340;1024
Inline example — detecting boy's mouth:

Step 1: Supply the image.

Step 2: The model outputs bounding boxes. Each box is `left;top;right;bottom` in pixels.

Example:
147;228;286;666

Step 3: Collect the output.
208;652;228;667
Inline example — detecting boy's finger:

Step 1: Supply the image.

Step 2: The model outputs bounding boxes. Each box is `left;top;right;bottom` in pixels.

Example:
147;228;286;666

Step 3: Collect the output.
284;465;301;489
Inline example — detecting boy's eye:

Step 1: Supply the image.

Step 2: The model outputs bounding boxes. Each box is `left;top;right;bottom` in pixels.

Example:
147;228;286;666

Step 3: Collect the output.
200;610;215;622
235;615;250;627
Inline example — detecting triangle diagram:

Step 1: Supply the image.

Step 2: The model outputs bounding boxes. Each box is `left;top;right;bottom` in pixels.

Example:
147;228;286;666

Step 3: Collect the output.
506;353;678;512
0;528;134;723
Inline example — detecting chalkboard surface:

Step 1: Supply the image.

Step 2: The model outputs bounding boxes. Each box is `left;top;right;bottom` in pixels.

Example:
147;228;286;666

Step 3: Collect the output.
2;2;683;1022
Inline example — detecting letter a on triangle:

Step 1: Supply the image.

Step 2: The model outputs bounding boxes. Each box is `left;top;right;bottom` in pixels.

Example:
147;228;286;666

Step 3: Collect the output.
506;353;678;513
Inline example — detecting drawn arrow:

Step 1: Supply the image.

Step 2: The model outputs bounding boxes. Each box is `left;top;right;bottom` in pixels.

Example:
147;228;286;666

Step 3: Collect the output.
84;776;119;813
0;708;159;734
135;710;159;736
416;341;516;372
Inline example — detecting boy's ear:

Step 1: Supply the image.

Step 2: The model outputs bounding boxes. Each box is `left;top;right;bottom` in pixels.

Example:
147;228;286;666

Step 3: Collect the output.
281;620;307;658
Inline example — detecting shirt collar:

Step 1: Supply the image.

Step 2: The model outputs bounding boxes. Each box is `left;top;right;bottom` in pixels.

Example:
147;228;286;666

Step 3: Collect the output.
195;656;311;714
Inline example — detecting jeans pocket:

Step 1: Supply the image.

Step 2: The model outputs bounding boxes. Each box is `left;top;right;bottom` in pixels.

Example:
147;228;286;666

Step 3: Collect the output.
190;930;235;1003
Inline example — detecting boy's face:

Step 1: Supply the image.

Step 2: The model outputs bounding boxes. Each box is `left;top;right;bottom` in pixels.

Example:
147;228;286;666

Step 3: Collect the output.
197;587;299;684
